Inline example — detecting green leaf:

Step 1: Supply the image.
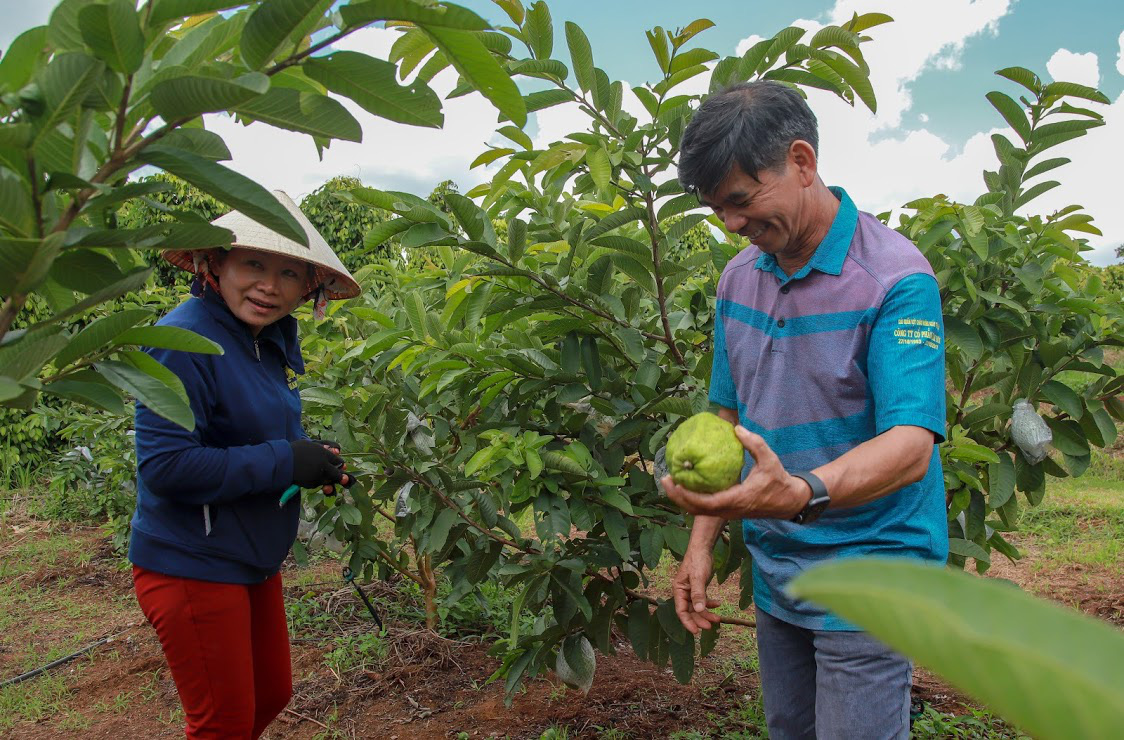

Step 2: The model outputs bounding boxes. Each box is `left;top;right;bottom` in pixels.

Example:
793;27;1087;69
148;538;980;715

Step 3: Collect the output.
31;267;153;328
138;146;307;245
120;350;190;407
148;1;248;27
0;330;68;381
78;0;145;74
47;0;88;52
668;629;695;684
586;145;610;194
465;541;503;583
304;51;443;128
404;292;428;338
523;1;553;60
947;537;990;563
40;376;125;414
0;27;47;95
1040;81;1110;104
363;218;411;251
0;170;35;238
988;453;1015;509
995;66;1041;94
985;91;1031;143
149;129;233;162
627;599;650;659
34;53;104;151
338;502;362;526
1044;417;1089;457
53;309;153;370
603;508;631;561
149;71;269;120
114;326;224;355
422;26;526;127
557;634;596;693
564;22;595;93
818;51;876;112
233;87;362;142
943;316;983;360
675;19;715;45
580;335;601;391
0;376;25;402
401;222;452;249
1039;380;1083;420
789;558;1124;740
1014;180;1060;210
241;0;332;70
49;249;125;294
95;358;195;430
339;0;489;30
427;508;458;553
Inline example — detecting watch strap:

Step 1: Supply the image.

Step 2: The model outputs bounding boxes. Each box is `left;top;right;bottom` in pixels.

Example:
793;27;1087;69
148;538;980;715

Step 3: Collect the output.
790;471;830;524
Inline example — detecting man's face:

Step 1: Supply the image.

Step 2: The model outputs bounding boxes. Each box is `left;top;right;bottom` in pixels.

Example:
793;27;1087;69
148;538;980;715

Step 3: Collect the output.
697;157;806;256
211;248;309;333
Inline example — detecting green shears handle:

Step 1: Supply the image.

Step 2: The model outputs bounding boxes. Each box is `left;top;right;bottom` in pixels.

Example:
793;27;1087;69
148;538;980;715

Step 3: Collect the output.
279;484;301;508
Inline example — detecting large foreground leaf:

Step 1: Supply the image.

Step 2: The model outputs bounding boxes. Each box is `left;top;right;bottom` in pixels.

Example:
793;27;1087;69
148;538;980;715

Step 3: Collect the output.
138;147;307;245
422;26;526;126
789;558;1124;740
96;358;195;430
304;51;442;128
78;0;145;74
232;87;362;142
148;0;249;27
149;72;269;120
241;0;333;70
339;0;490;30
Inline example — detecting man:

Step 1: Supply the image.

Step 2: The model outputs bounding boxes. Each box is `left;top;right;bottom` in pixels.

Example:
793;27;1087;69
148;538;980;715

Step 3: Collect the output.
663;81;948;740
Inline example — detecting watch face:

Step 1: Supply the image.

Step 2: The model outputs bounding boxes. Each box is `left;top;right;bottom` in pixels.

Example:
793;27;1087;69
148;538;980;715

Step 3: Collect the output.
802;496;830;524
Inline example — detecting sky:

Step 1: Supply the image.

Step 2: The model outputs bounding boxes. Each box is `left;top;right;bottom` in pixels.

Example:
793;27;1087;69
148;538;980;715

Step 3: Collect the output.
2;1;1123;264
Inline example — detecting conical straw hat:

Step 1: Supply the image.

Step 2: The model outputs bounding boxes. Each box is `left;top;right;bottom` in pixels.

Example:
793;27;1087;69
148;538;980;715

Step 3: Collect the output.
163;190;361;300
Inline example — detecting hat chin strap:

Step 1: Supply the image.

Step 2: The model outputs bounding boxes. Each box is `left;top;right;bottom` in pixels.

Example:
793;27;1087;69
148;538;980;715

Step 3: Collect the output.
313;285;328;320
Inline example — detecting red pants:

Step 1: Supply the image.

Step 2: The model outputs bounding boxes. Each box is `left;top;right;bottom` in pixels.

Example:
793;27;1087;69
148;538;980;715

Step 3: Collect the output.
133;566;292;739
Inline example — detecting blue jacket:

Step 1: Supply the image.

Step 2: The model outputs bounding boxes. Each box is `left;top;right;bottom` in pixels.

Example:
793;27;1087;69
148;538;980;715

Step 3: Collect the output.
129;287;304;583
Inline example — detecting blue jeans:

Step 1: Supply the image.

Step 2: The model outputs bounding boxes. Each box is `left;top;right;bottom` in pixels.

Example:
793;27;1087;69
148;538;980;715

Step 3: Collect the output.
755;606;912;740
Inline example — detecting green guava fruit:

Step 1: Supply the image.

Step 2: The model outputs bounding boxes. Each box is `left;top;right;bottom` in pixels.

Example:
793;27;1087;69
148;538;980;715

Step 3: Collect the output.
665;412;743;493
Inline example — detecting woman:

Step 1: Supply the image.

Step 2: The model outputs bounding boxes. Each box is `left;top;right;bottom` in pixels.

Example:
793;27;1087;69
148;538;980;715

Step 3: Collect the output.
129;191;360;739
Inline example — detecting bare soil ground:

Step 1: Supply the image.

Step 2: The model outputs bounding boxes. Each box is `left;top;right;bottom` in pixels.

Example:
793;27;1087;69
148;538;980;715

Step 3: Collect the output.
2;484;1121;739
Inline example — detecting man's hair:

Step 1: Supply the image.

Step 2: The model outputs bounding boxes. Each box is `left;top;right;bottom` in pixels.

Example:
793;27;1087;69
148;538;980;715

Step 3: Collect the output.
678;81;819;196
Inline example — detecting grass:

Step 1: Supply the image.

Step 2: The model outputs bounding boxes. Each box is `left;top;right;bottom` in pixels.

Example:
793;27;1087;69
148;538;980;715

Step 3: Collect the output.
1015;476;1124;573
910;705;1030;739
0;672;75;733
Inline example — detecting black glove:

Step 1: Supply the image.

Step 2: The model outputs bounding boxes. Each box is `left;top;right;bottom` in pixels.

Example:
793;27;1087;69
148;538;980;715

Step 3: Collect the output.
311;439;341;452
290;439;350;489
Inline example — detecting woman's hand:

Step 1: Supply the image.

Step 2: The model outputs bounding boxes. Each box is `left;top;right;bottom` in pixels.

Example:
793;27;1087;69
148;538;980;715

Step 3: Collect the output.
291;439;352;494
309;440;350;495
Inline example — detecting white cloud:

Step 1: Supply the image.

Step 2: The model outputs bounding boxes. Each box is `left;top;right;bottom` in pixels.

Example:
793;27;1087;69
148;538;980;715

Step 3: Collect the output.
204;27;503;200
726;1;1121;264
1117;30;1124;76
1046;48;1100;88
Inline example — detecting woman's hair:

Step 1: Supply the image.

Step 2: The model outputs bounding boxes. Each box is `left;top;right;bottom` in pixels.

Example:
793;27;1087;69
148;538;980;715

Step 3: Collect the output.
678;81;819;196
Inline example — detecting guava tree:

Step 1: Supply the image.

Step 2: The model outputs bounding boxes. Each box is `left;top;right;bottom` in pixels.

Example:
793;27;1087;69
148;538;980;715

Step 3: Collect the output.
296;1;890;697
900;69;1123;571
0;0;526;425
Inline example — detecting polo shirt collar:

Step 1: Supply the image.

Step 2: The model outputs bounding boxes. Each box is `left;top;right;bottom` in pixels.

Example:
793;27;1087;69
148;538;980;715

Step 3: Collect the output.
753;186;858;283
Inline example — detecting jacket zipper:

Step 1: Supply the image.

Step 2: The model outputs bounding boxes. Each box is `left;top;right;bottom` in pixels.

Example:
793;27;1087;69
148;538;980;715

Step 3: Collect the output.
253;338;260;361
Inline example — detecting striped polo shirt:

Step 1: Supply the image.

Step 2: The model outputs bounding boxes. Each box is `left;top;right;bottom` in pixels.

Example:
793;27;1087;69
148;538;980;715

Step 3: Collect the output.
709;187;948;631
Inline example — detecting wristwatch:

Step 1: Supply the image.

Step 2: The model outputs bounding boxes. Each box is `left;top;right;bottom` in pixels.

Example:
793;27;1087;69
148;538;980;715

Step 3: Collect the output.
789;471;830;524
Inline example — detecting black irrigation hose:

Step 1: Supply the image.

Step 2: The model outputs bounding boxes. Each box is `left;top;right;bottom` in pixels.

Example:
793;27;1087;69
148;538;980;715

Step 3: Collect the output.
342;566;384;631
0;626;134;688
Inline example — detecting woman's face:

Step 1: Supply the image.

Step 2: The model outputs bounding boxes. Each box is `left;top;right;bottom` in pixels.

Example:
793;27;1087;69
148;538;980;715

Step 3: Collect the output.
210;248;310;334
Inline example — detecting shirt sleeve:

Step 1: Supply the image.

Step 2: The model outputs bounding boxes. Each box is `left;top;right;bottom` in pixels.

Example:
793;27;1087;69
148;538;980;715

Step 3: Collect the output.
708;303;738;410
867;273;947;442
134;346;294;505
